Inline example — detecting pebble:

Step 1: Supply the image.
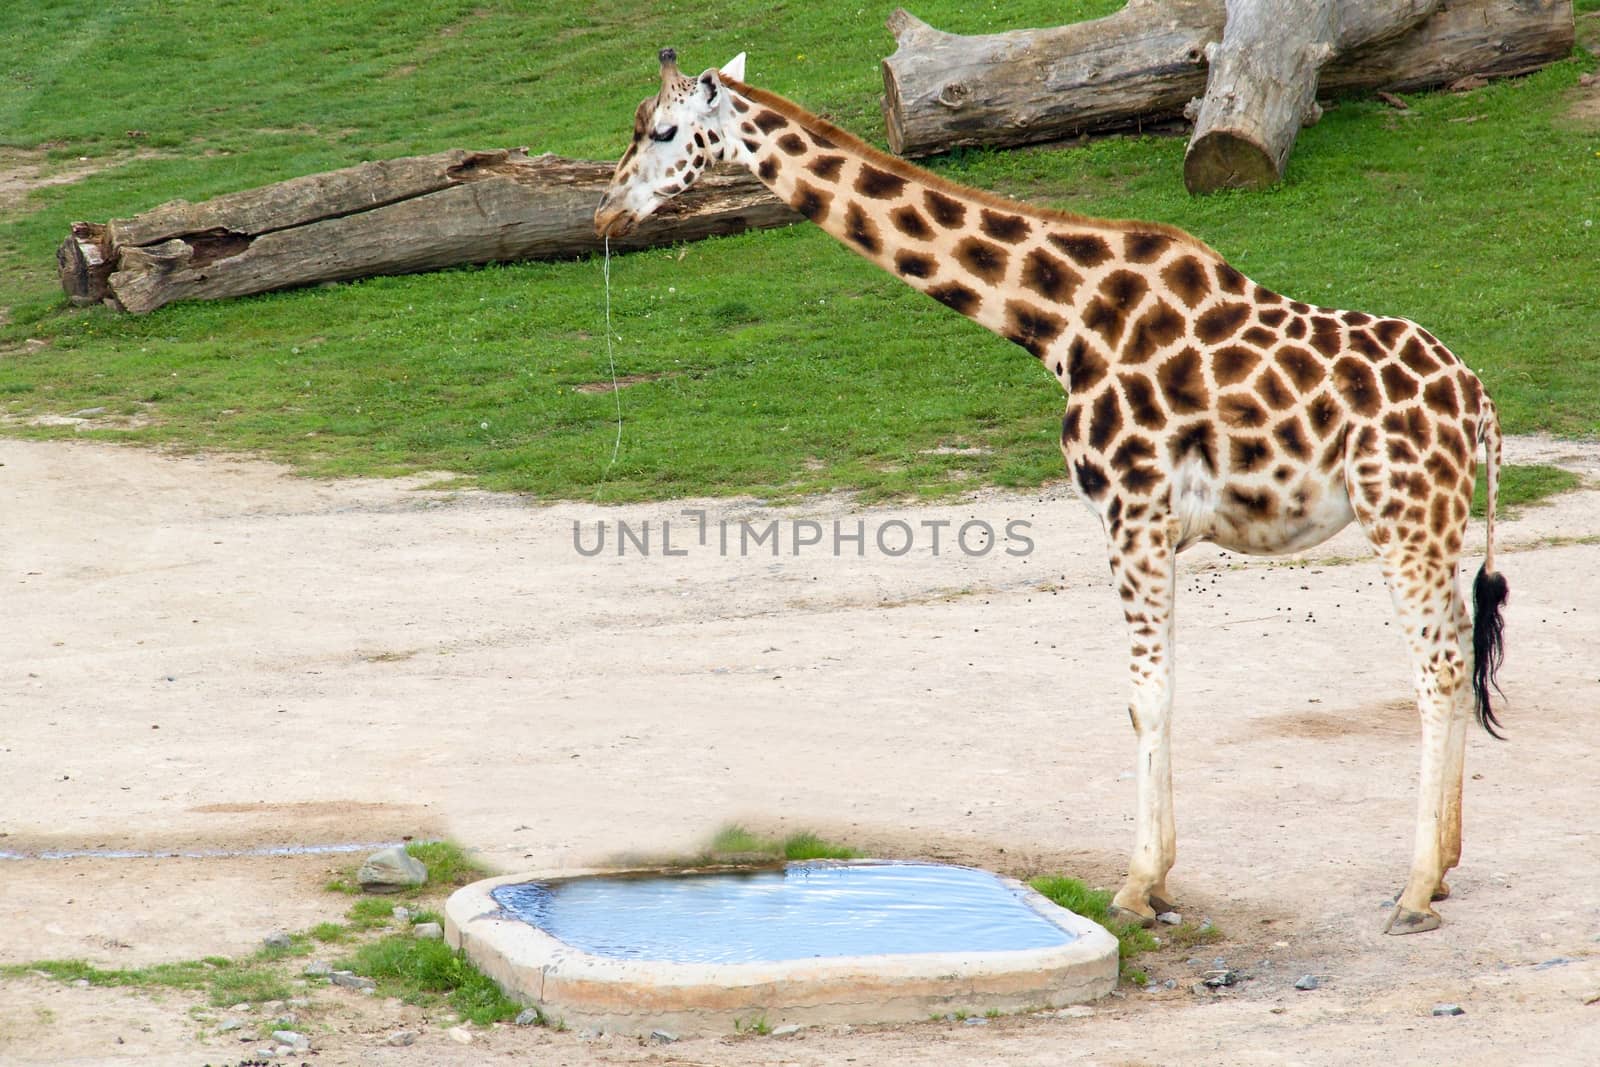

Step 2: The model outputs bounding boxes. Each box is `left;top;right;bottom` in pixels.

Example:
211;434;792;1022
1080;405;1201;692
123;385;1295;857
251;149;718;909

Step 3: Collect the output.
413;922;444;940
770;1024;802;1037
330;970;377;991
385;1030;418;1046
1156;911;1182;925
217;1018;245;1032
578;1028;602;1039
650;1029;680;1044
392;906;413;922
1203;969;1243;988
1534;957;1575;970
1294;975;1319;991
272;1029;310;1051
357;845;428;892
263;932;293;949
72;978;89;988
303;960;331;977
229;1002;251;1013
1432;1003;1465;1017
447;1026;473;1044
963;1016;990;1026
514;1008;542;1026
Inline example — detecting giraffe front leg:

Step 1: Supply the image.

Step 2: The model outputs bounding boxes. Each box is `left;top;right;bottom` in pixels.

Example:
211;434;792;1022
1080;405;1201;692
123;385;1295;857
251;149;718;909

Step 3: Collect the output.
1105;516;1178;928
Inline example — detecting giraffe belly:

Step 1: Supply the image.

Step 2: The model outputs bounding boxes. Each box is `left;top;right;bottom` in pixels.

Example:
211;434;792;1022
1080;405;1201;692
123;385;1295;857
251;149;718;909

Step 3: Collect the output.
1169;456;1355;556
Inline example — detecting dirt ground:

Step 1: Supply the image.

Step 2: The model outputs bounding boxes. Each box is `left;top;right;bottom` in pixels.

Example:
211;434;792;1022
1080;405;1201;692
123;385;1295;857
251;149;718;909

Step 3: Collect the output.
1;434;1597;1066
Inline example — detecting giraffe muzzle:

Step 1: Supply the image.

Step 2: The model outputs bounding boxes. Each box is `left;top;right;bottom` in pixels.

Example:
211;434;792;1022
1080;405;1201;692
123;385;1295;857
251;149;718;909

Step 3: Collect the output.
594;196;637;239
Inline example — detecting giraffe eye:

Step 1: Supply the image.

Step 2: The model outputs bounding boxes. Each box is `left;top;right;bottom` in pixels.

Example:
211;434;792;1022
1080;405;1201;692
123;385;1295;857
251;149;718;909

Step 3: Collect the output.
649;125;678;143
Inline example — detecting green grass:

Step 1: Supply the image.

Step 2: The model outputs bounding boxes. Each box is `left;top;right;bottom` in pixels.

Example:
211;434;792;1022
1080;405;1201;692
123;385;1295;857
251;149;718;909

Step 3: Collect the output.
1477;463;1585;517
337;936;522;1025
2;954;292;1007
324;839;489;895
705;823;862;861
1028;876;1161;965
0;1;1595;504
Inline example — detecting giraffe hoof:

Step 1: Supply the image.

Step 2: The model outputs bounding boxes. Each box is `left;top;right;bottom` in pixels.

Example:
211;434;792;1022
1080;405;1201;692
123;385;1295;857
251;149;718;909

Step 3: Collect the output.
1431;881;1451;902
1382;906;1441;936
1148;892;1177;915
1107;903;1158;929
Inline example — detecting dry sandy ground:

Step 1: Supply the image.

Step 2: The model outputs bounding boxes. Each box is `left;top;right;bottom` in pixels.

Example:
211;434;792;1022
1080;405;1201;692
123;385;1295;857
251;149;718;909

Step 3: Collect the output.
1;435;1597;1066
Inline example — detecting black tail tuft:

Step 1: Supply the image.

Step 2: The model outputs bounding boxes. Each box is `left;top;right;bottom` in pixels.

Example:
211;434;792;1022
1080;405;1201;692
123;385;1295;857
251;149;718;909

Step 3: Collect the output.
1472;564;1509;739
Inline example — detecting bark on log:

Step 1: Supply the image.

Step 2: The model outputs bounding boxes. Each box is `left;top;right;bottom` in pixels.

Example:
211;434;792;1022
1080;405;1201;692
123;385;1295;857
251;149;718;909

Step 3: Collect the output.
58;149;796;314
1183;0;1446;193
880;0;1574;160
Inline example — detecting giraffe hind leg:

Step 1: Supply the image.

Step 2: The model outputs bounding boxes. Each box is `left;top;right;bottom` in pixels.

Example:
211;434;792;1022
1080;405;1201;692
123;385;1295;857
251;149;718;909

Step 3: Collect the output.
1350;448;1475;934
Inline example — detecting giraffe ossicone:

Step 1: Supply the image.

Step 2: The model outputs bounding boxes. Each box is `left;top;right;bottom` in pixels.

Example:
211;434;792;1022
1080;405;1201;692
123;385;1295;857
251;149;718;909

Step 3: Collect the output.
596;50;1511;936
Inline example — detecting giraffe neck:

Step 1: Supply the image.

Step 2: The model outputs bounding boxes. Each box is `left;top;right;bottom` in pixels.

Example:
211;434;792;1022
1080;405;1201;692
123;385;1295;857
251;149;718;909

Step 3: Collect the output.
718;80;1220;390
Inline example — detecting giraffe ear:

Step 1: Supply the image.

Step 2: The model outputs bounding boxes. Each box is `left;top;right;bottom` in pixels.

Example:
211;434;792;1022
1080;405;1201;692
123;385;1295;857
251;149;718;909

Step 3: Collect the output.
719;52;746;81
697;68;723;106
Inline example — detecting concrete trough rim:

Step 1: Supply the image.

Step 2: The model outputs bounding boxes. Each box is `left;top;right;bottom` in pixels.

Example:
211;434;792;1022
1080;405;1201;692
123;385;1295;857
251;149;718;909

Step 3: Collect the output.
445;859;1120;1035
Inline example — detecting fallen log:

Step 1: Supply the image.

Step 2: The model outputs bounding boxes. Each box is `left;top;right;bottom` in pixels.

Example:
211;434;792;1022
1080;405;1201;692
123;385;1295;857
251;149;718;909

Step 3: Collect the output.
879;0;1574;161
1182;0;1444;193
58;149;797;314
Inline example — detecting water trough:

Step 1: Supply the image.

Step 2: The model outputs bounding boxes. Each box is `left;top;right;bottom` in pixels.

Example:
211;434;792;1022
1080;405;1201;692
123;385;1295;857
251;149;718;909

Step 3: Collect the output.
445;860;1118;1035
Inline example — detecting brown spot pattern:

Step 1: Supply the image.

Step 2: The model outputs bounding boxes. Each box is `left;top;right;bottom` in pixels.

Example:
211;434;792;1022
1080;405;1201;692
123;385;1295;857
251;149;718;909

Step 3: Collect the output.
1379;363;1419;401
855;165;907;200
1333;356;1382;417
894;251;936;279
1212;345;1260;386
1157;347;1208;414
1049;232;1113;268
1124;303;1185;364
954;237;1008;285
1195;302;1251;344
776;133;806;155
807;154;846;180
790;181;831;223
1125;232;1173;263
753;110;789;133
1219;391;1269;428
980;209;1031;243
924;190;967;228
1003;301;1066;359
1121;374;1167;430
890;206;932;240
1066;338;1108;393
1161;256;1211;308
1275;345;1323;391
1089;388;1124;450
1020;248;1079;304
928;282;979;316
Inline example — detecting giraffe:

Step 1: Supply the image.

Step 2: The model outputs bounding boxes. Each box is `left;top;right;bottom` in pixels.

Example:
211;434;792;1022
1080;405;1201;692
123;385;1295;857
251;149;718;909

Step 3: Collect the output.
594;49;1510;935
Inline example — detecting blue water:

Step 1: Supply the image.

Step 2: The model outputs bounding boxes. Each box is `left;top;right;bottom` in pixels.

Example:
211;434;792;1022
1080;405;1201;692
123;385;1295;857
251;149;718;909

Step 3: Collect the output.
490;861;1076;964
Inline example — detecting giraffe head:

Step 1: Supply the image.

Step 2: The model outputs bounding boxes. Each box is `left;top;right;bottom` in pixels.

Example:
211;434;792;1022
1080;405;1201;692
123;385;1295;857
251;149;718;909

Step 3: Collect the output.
594;48;746;238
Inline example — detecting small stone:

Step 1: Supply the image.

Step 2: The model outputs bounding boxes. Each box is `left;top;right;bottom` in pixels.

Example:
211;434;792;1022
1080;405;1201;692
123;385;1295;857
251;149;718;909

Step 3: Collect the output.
1055;1005;1095;1018
263;932;293;949
413;921;444;940
650;1029;679;1044
1294;975;1319;991
578;1028;601;1039
72;978;89;987
303;960;331;977
357;845;428;892
1534;957;1574;970
1156;911;1181;925
1161;978;1177;990
963;1016;990;1026
385;1030;418;1046
447;1026;473;1044
217;1018;245;1032
515;1008;542;1026
770;1023;802;1037
330;970;377;991
1203;969;1242;988
1432;1003;1465;1017
392;906;412;922
272;1029;310;1051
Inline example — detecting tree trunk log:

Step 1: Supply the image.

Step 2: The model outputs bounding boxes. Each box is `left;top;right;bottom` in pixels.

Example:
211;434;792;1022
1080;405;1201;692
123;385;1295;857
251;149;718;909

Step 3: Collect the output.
880;0;1222;158
59;149;796;315
1183;0;1450;193
880;0;1574;160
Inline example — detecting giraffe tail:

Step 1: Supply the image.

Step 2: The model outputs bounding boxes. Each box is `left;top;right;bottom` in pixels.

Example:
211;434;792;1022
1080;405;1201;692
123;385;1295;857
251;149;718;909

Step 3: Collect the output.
1472;401;1509;740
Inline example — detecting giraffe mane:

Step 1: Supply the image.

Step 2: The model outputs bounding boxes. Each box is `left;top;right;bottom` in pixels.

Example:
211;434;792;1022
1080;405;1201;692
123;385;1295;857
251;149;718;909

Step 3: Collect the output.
722;77;1221;258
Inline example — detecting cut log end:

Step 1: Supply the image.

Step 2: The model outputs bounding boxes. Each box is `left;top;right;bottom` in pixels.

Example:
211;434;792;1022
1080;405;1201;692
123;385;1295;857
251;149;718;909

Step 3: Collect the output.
1183;130;1280;194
